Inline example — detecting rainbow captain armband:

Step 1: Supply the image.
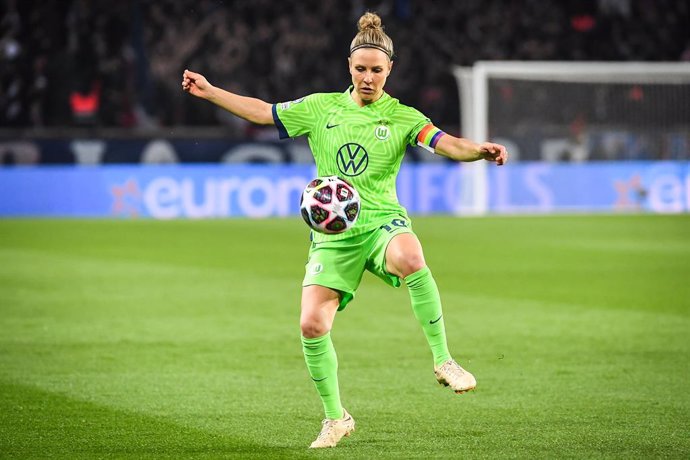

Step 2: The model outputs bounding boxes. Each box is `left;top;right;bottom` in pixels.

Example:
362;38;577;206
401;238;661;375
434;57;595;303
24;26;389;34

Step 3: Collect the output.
416;124;446;153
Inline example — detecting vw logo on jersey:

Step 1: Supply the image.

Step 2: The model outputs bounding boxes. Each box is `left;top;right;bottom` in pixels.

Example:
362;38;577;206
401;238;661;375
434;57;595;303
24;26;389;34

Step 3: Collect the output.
336;143;369;177
375;125;390;140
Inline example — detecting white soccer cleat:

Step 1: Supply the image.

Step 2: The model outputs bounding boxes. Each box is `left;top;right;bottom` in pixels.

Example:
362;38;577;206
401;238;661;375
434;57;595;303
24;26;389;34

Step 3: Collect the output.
434;359;477;394
309;408;355;448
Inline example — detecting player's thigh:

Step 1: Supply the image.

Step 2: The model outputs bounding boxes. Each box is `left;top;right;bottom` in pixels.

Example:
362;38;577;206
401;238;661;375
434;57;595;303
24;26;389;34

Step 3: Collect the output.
385;232;426;278
303;238;367;311
366;216;417;286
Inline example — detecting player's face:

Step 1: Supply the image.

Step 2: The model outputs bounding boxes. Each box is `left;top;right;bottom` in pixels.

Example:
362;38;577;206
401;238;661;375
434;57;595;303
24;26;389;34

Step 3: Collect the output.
348;48;393;106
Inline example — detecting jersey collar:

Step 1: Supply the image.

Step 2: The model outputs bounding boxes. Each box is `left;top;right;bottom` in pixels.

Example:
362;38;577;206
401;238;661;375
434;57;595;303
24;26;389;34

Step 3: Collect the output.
343;85;390;108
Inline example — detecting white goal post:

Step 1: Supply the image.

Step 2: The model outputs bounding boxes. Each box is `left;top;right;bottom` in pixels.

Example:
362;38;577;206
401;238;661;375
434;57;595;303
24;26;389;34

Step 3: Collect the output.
452;61;690;215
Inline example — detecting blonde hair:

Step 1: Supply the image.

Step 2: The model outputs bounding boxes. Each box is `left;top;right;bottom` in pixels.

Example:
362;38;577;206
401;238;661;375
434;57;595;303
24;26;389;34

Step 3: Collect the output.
349;12;394;60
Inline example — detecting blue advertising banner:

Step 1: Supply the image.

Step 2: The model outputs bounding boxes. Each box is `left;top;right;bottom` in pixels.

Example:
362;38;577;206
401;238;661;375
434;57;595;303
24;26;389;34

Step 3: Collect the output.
0;165;317;218
488;162;690;213
0;162;688;218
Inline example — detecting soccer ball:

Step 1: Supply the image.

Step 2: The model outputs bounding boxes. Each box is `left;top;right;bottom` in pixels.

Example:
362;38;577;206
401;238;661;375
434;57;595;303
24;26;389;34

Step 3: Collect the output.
300;176;360;234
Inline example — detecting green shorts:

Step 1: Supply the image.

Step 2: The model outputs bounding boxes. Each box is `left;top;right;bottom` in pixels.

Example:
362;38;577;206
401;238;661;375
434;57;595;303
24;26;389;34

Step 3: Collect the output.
303;215;414;310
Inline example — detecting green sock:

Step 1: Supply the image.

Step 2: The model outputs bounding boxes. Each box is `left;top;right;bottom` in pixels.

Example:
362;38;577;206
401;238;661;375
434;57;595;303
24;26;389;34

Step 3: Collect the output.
405;266;452;366
301;332;343;419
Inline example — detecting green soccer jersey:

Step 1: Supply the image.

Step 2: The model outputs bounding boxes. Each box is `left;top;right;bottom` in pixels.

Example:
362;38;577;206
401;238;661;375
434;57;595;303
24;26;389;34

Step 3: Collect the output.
273;87;433;242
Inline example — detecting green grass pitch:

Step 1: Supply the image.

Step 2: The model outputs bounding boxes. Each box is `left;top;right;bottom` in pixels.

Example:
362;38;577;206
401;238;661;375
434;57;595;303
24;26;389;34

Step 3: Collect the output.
1;215;689;459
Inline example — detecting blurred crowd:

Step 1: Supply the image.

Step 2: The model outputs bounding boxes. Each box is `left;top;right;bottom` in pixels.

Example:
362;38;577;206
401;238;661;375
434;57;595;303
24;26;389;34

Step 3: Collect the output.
1;0;689;135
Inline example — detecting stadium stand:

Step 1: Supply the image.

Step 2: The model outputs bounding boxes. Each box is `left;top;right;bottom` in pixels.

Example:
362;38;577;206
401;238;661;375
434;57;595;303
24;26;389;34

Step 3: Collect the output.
1;0;688;137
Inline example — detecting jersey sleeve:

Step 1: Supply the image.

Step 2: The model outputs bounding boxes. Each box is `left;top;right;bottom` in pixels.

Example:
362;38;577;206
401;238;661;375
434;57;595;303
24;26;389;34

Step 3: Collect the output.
406;107;446;152
271;94;322;139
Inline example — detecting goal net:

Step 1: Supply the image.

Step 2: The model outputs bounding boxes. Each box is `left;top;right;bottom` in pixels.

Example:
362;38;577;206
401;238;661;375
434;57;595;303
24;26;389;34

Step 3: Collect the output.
452;62;690;214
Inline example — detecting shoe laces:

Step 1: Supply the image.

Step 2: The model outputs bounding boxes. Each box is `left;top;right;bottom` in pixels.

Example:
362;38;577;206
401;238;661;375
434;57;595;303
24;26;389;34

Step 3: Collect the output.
441;359;465;379
316;419;337;439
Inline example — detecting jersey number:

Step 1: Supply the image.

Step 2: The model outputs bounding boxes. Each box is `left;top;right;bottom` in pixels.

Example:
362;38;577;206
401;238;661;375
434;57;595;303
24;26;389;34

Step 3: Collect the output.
380;218;408;233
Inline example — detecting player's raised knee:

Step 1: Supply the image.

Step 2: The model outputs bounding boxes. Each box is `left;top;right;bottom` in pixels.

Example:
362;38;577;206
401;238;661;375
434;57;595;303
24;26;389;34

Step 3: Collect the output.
388;249;427;278
300;317;330;339
397;254;426;278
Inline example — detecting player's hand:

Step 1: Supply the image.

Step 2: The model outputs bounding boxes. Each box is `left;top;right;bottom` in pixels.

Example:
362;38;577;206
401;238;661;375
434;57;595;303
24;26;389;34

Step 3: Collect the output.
182;69;213;99
478;142;507;165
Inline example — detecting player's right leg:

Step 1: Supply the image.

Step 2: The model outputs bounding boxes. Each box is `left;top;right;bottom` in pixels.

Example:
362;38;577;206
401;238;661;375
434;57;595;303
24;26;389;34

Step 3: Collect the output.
301;285;355;448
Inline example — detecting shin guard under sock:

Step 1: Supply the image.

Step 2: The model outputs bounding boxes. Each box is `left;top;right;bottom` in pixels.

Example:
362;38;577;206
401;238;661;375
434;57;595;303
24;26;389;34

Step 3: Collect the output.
405;266;451;366
301;332;343;419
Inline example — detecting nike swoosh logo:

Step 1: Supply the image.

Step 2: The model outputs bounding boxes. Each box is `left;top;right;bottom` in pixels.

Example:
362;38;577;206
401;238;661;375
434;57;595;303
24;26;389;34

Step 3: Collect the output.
326;123;340;129
430;315;443;324
312;376;328;382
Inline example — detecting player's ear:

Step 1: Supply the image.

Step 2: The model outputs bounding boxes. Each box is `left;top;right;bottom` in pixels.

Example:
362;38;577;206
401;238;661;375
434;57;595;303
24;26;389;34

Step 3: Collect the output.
387;60;394;76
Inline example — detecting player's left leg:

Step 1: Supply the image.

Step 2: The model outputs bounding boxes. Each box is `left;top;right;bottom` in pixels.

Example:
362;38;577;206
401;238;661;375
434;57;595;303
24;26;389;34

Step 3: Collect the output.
385;233;476;394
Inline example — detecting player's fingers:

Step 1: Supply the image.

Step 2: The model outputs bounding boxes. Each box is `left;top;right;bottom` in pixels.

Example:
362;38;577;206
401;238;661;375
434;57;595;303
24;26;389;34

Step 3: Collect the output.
483;145;499;158
497;151;507;165
490;145;506;159
183;69;201;80
483;145;507;165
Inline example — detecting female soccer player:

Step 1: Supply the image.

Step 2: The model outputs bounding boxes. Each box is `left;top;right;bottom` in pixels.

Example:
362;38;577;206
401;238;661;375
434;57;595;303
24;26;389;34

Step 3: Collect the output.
182;12;507;449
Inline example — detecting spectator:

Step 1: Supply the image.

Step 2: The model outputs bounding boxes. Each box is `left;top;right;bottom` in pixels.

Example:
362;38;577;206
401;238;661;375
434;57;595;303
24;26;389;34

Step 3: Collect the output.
1;0;688;130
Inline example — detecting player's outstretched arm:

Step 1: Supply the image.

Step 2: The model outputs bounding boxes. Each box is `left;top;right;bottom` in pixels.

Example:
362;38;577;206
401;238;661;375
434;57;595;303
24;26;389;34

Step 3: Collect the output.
181;69;274;125
435;134;507;165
